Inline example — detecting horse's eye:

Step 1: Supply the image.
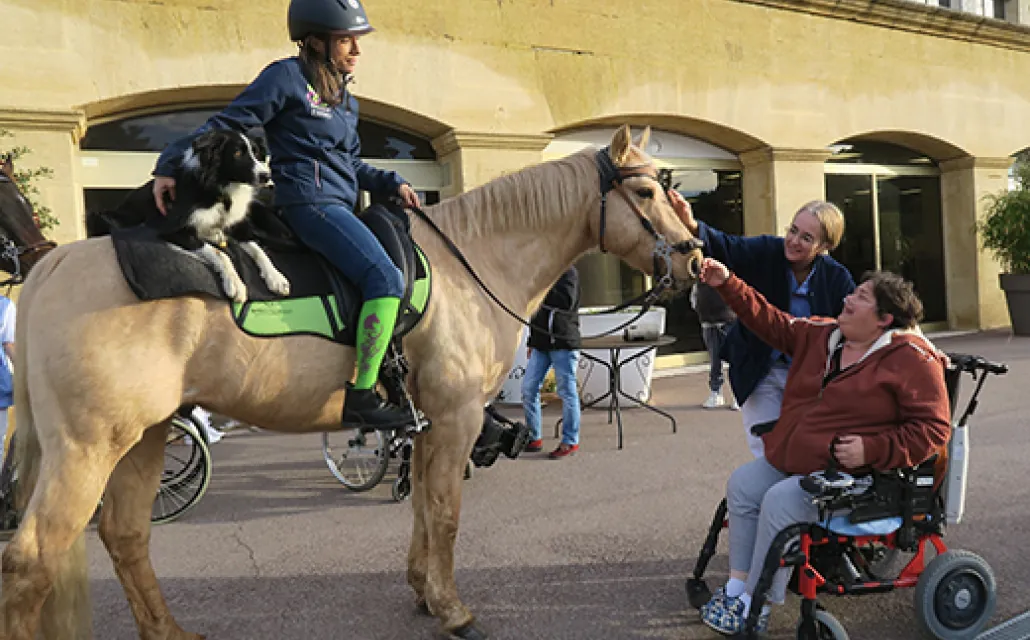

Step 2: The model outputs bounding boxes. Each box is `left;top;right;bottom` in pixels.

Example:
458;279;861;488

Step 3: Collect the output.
636;188;654;199
234;150;243;159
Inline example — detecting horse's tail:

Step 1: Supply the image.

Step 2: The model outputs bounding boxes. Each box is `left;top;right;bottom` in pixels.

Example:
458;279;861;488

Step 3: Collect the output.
11;247;93;638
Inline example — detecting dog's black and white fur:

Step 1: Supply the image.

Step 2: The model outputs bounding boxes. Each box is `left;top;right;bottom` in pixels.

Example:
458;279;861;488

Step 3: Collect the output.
112;130;289;303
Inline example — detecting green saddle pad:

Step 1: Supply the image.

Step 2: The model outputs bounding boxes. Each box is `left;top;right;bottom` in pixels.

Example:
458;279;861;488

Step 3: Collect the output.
230;246;431;345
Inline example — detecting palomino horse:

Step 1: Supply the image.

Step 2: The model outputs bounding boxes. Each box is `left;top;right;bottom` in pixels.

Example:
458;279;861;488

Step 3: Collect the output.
0;125;703;640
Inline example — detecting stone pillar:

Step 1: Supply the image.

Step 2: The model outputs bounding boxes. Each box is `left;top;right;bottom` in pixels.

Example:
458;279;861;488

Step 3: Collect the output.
740;147;831;236
430;131;553;199
1004;0;1030;24
0;107;86;245
939;156;1013;331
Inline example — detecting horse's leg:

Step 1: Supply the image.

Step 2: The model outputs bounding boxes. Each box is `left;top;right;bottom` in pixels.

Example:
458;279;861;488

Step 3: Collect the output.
406;432;430;611
2;440;122;640
419;402;486;637
98;421;203;640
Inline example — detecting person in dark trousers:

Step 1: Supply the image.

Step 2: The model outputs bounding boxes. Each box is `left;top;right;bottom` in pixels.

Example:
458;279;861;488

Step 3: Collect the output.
151;0;420;430
522;267;582;459
691;282;739;410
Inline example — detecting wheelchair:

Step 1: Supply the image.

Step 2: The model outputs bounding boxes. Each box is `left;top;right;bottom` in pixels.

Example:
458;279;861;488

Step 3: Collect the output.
323;403;531;502
685;352;1008;639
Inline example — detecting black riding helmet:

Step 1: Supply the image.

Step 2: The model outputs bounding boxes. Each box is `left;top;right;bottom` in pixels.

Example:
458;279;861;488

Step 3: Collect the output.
288;0;375;42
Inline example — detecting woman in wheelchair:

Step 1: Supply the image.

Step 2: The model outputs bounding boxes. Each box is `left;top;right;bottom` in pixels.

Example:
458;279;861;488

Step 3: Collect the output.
695;258;951;636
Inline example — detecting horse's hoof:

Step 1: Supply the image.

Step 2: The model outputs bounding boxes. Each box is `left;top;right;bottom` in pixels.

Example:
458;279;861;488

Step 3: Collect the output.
449;620;488;640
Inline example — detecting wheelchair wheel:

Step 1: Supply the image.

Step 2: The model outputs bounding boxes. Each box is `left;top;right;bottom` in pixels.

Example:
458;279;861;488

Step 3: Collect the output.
915;550;996;639
796;609;849;640
152;414;212;525
322;429;389;492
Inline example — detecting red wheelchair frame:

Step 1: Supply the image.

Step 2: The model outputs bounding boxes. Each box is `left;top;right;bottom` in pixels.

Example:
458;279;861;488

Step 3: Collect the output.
685;352;1007;639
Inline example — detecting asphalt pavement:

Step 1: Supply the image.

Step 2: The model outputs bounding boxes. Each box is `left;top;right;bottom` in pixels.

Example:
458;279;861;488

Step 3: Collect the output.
62;330;1030;639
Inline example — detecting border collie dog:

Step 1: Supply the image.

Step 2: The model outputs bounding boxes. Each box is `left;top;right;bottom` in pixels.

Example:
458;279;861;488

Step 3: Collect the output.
148;130;289;303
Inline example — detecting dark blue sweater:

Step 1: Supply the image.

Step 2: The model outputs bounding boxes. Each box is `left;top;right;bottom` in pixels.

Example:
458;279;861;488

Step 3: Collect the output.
697;221;856;404
154;57;405;211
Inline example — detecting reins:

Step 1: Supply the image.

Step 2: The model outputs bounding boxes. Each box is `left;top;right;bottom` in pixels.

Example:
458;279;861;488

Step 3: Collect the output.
408;146;701;341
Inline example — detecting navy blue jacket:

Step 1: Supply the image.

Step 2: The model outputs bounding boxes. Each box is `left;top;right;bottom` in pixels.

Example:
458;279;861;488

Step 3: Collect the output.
697;221;856;405
154;58;405;210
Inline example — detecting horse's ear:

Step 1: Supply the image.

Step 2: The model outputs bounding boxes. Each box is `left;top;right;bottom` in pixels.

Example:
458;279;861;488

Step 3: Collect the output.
633;126;652;153
609;125;633;165
1;155;12;179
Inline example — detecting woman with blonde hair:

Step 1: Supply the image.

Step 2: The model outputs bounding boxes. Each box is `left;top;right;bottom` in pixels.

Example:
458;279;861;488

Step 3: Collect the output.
669;194;856;457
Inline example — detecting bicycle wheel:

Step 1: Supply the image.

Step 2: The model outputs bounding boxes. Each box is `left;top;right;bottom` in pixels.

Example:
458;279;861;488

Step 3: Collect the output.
152;414;212;525
323;428;389;491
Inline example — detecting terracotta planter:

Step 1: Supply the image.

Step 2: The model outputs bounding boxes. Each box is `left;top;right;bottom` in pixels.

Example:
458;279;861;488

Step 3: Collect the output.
999;273;1030;336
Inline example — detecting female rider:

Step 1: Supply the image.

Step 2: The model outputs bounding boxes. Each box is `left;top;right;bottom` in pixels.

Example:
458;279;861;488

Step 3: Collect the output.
153;0;417;429
669;192;856;457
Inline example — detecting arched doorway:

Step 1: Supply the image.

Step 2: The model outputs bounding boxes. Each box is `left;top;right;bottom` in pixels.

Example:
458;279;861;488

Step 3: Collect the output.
78;105;446;217
825;140;948;325
544;127;743;362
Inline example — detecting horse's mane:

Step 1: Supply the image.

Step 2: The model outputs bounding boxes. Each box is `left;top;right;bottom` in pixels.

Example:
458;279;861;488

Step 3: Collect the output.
425;149;599;240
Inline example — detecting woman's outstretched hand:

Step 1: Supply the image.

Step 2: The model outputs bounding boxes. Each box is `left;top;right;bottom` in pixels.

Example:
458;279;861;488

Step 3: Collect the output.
700;257;730;288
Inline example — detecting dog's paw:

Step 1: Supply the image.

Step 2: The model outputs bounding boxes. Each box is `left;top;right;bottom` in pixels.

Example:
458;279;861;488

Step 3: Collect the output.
222;277;248;304
266;270;291;297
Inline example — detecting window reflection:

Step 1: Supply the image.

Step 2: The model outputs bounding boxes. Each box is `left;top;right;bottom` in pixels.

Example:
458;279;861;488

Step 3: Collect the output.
81;108;436;160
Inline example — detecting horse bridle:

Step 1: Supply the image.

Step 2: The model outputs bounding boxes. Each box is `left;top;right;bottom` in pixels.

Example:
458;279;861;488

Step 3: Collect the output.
0;236;57;287
410;147;704;341
0;175;58;287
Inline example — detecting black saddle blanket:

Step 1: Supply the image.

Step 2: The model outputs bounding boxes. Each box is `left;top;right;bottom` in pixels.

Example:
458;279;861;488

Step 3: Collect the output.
111;226;334;302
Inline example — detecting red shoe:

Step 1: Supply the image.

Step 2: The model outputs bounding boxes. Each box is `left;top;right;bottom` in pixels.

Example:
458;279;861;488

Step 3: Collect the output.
525;439;544;453
548;443;579;459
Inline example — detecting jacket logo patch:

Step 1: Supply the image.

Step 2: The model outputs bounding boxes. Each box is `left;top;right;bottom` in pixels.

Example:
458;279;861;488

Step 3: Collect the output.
305;85;333;119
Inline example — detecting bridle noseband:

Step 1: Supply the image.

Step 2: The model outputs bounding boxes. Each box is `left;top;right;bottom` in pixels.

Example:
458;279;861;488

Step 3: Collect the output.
0;237;56;287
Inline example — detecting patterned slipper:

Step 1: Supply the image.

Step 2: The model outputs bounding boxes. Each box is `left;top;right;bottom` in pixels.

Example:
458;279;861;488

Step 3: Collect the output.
700;595;770;636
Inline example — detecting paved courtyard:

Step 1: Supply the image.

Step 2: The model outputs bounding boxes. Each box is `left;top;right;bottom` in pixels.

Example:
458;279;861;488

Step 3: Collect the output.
62;330;1030;638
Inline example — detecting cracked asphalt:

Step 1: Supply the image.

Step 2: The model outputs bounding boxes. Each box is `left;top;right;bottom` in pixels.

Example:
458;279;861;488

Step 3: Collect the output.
71;330;1030;639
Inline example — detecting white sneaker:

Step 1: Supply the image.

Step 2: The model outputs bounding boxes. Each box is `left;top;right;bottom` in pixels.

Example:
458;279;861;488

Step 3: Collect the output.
702;391;726;409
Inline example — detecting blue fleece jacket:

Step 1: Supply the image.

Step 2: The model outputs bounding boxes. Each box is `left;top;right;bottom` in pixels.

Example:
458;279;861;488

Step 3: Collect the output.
154;57;406;210
696;221;856;405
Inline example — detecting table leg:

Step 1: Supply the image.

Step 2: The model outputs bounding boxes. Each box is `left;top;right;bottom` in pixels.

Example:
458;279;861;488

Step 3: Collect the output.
610;348;624;450
615;347;677;435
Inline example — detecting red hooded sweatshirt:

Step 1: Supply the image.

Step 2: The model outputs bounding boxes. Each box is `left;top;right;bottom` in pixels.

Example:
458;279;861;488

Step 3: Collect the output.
716;274;951;476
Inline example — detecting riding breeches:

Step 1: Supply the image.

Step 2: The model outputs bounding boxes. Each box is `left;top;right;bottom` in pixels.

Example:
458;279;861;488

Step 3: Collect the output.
283;203;404;300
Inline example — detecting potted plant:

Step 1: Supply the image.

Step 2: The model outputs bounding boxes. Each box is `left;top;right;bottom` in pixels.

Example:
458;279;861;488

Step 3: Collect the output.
980;158;1030;335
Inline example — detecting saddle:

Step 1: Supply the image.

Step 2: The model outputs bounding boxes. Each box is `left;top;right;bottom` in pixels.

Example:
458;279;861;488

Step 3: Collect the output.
109;201;431;346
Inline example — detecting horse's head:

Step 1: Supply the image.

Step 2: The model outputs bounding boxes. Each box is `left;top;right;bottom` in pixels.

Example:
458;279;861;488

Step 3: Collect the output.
588;125;704;294
0;158;56;281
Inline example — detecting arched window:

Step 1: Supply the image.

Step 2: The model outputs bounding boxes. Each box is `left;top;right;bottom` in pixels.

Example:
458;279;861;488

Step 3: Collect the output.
825;140;947;324
79;106;444;216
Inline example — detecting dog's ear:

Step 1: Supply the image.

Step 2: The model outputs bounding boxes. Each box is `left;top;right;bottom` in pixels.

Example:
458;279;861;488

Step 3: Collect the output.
192;131;228;192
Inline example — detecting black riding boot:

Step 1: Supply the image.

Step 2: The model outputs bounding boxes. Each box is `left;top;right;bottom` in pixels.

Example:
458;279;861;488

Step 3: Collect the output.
342;382;414;430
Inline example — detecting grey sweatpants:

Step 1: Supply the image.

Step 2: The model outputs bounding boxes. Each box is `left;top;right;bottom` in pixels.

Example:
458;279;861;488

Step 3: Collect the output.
727;457;819;604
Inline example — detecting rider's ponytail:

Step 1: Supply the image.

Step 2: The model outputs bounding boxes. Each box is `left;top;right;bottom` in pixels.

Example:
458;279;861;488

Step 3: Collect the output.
298;36;344;107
